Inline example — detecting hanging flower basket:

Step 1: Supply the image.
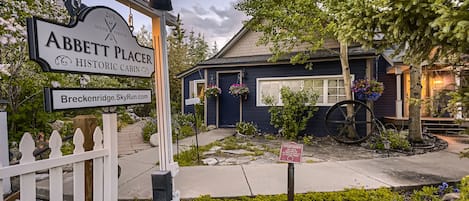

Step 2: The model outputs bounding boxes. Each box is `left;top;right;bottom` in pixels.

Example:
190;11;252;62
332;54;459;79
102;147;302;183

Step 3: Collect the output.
205;85;221;98
352;79;384;101
229;83;249;98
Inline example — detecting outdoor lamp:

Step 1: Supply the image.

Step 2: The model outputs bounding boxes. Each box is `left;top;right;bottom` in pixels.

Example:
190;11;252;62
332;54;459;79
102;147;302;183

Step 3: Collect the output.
148;0;173;11
383;140;391;157
0;99;7;112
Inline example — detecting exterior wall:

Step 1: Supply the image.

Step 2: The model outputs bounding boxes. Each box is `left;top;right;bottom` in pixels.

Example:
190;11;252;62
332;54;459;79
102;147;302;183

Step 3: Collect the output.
374;57;397;118
243;60;367;136
183;70;204;114
222;30;340;58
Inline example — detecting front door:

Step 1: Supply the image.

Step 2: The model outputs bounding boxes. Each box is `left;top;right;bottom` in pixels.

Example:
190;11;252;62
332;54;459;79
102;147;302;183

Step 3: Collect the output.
218;73;240;127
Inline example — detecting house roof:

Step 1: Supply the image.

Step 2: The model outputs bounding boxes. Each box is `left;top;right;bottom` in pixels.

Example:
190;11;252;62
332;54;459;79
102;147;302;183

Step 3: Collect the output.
177;47;377;78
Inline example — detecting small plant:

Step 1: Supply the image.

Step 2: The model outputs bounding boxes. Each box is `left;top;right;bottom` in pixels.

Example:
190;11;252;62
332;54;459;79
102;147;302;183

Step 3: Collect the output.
205;85;221;97
373;129;411;151
142;121;157;142
264;87;319;140
302;135;314;145
461;176;469;200
235;121;257;135
352;79;384;101
410;186;439;201
229;83;249;97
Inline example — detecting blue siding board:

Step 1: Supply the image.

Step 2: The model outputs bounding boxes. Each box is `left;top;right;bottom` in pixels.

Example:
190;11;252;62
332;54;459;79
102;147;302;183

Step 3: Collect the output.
183;71;204;114
374;57;396;118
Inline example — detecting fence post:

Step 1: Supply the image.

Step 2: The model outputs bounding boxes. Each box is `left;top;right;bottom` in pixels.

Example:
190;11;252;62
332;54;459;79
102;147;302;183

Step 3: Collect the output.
73;115;97;201
102;112;118;201
0;111;10;195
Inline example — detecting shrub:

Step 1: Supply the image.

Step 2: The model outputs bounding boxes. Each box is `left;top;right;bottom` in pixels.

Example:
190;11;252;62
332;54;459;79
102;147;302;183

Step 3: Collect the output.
302;135;314;145
235;122;257;135
410;186;439;201
373;129;411;151
142;121;157;142
264;87;319;140
461;176;469;200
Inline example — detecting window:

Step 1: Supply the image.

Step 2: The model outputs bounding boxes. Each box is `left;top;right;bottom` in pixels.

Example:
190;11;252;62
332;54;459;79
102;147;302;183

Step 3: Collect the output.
189;79;205;98
257;75;353;106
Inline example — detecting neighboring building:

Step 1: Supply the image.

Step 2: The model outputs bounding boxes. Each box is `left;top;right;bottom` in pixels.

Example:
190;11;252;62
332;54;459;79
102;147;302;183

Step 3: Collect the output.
177;26;465;136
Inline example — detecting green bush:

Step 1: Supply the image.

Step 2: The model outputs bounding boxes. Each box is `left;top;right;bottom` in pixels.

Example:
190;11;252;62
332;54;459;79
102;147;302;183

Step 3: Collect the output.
235;122;257;135
410;186;439;201
374;129;411;151
263;87;319;140
142;121;157;142
192;188;402;201
461;176;469;200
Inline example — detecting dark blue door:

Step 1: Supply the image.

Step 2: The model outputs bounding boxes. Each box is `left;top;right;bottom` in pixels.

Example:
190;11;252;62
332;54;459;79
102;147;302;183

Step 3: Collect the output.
218;73;240;127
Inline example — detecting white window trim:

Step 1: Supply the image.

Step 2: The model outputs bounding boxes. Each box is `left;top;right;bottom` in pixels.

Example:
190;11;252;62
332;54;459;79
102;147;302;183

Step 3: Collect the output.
190;79;205;98
256;74;355;107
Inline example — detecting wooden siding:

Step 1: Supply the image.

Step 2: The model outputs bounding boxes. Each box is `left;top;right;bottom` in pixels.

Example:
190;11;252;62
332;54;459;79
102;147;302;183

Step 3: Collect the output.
183;71;204;114
374;57;397;118
239;60;367;136
222;30;340;58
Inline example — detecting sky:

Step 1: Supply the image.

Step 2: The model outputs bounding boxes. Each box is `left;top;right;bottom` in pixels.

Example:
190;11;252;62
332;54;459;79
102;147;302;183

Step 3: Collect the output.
82;0;249;49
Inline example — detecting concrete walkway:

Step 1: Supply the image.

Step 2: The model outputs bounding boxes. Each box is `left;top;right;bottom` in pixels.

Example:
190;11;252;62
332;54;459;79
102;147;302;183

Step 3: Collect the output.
118;120;152;156
118;134;469;200
118;128;236;199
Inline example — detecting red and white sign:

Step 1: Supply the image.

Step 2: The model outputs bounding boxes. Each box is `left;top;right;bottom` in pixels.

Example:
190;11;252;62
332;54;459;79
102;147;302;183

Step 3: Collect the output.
279;142;303;163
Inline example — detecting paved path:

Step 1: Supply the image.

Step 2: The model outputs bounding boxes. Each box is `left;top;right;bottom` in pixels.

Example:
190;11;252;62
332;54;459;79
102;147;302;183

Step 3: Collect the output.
118;134;469;200
118;128;236;199
118;120;152;156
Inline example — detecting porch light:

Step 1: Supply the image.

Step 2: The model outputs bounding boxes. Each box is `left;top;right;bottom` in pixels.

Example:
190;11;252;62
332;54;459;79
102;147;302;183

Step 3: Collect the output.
0;99;7;112
148;0;173;11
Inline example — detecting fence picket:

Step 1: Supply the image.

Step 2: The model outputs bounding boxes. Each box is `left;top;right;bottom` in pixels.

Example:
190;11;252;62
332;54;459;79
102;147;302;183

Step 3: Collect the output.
93;127;104;201
19;132;36;201
49;130;64;201
0;179;4;201
73;129;85;201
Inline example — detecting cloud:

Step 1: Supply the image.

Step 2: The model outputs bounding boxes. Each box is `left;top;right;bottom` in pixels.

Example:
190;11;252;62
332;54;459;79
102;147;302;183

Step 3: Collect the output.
175;2;248;48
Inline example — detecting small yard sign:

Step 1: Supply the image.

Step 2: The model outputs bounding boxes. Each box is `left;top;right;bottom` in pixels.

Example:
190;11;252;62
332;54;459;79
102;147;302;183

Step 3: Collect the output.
279;142;303;163
185;98;201;106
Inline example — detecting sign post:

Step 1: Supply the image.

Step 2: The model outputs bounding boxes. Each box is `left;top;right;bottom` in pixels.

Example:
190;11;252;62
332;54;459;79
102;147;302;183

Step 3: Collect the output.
279;142;303;201
185;98;201;163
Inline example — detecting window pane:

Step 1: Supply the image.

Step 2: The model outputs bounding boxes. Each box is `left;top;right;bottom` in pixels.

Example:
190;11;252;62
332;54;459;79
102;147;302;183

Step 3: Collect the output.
328;96;337;103
317;95;324;103
339;88;345;95
338;96;346;101
329;88;337;94
196;83;205;97
314;80;323;87
338;80;344;87
329;80;337;87
304;80;313;89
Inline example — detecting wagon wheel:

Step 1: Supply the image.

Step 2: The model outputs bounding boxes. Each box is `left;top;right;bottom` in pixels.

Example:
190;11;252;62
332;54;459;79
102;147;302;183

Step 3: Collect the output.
325;100;375;144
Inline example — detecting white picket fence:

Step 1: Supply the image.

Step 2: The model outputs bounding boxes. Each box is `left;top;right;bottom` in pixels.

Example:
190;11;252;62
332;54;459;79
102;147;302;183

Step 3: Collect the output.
0;113;118;201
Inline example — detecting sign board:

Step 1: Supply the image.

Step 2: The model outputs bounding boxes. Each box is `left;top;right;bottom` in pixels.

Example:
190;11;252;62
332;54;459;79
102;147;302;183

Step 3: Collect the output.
44;88;152;112
185;98;201;106
279;142;303;163
27;6;154;77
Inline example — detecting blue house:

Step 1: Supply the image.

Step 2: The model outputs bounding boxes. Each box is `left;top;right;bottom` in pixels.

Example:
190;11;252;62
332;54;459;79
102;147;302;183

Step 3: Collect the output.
177;26;464;136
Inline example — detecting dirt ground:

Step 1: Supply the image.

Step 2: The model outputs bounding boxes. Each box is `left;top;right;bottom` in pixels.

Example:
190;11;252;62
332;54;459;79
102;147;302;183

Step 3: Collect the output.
202;133;461;166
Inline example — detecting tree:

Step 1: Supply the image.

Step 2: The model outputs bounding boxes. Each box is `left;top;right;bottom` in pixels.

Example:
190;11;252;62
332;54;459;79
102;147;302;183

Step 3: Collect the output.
237;0;468;142
0;0;69;140
236;0;359;138
332;0;468;142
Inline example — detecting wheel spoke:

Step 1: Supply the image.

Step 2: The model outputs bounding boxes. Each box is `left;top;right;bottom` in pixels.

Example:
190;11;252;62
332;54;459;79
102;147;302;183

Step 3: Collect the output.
355;121;373;124
327;120;349;124
338;106;347;118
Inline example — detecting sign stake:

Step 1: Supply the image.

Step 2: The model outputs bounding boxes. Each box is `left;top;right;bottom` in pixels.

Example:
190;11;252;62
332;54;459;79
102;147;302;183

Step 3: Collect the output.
288;163;294;201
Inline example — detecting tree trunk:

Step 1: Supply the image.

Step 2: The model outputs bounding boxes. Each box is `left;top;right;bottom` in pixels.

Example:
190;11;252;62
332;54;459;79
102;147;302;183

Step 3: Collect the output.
408;65;423;142
339;41;356;137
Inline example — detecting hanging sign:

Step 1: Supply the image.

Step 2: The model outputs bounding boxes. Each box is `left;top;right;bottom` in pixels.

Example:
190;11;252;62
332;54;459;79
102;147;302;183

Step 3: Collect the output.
27;6;154;77
44;88;152;112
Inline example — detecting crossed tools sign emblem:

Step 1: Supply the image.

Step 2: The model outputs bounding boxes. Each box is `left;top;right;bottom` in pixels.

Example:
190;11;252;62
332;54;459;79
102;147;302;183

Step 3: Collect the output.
104;13;117;43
